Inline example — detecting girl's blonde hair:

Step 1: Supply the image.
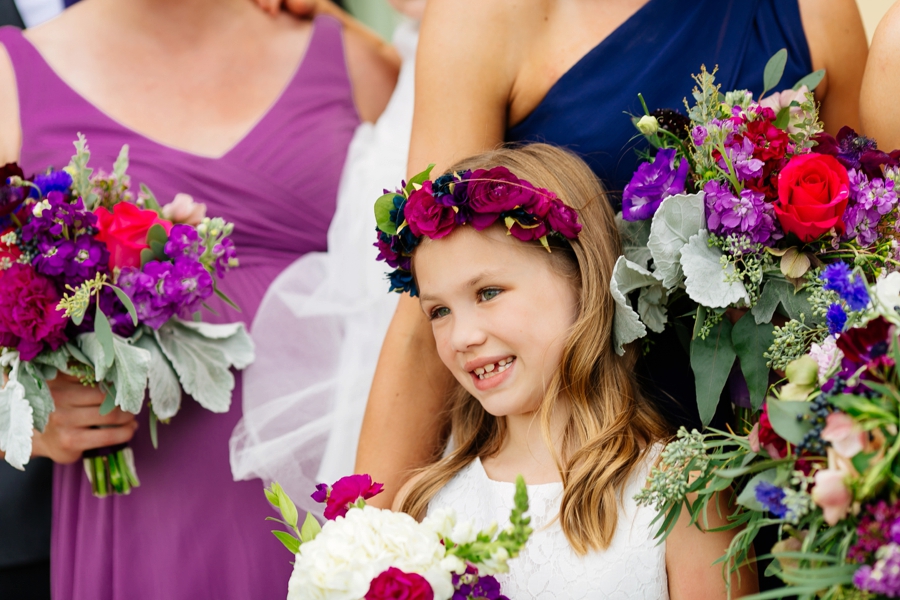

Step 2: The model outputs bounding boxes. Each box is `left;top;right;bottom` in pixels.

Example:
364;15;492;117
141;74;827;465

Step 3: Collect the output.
399;143;670;554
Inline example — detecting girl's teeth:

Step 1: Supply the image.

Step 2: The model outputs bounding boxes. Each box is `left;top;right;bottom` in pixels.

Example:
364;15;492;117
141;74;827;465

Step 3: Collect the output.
474;367;485;375
474;358;515;380
484;363;495;373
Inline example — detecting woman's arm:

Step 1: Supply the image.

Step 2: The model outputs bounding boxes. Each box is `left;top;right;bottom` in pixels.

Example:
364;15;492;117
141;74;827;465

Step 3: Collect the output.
861;3;900;149
798;0;868;133
666;489;758;599
355;0;518;508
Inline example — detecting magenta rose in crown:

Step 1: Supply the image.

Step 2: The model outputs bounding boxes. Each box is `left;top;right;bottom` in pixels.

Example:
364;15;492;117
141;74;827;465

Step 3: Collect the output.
0;135;252;498
265;474;531;600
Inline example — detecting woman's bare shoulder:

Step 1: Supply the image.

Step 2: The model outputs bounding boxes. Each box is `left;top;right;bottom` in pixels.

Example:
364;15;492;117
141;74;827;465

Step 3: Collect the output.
341;21;399;124
861;2;900;148
0;42;20;164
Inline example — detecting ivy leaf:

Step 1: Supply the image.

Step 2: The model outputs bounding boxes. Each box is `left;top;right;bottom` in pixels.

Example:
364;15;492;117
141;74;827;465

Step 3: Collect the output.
751;278;816;325
647;193;705;289
681;230;750;308
0;380;34;470
761;48;788;98
792;69;825;92
134;334;182;420
690;318;736;427
731;313;774;410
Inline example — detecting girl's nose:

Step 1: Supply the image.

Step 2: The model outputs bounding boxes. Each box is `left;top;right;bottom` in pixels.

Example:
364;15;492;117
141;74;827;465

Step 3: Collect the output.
448;313;487;352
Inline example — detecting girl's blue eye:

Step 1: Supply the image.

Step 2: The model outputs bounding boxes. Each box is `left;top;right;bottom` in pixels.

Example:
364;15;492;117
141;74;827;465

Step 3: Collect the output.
479;288;502;302
430;306;451;320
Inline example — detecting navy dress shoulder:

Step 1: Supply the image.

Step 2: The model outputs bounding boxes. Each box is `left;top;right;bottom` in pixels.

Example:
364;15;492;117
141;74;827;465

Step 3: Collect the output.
507;0;812;429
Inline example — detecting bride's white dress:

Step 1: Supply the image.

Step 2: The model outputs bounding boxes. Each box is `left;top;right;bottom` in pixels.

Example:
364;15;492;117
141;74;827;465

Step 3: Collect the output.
229;20;418;515
429;455;669;599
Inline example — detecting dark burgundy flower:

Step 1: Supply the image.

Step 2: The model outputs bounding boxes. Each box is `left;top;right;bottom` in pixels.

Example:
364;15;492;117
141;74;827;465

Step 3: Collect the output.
312;474;384;520
403;181;456;239
365;567;433;600
546;201;582;239
812;127;897;180
0;163;25;218
834;317;895;393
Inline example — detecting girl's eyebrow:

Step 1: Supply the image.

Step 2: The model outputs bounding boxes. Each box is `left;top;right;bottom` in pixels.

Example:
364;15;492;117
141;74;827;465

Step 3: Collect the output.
419;270;502;303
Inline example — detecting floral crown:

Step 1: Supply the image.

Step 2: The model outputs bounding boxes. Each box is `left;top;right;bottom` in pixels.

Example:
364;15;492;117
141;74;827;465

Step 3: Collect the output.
374;164;583;295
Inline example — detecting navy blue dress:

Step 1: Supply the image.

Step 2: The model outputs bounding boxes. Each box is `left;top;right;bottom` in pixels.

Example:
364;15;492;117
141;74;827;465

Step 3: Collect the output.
507;0;812;429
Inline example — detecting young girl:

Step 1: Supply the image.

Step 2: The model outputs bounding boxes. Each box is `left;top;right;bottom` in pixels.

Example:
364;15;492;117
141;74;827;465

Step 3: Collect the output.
380;144;758;598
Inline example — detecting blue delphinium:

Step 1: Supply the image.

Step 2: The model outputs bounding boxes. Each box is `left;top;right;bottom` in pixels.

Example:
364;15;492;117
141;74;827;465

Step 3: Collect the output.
755;481;789;519
826;303;848;335
822;262;870;311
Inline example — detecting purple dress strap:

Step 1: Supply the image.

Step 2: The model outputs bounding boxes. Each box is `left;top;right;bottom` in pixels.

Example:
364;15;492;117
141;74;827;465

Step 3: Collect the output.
1;15;358;600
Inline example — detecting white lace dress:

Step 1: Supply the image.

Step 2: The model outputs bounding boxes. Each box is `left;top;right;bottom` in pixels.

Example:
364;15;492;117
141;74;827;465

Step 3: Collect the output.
429;456;669;599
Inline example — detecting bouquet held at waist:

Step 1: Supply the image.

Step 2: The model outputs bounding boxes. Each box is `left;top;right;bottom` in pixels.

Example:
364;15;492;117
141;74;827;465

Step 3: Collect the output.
0;134;252;497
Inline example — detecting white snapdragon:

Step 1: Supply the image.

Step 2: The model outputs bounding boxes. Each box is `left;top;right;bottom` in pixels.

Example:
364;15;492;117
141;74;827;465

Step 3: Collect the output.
449;518;479;545
422;507;457;539
479;547;510;575
288;506;453;600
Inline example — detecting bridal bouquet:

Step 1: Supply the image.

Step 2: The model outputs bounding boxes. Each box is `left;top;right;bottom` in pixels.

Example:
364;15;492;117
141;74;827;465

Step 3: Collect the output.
266;474;531;600
635;268;900;598
0;135;252;497
612;49;900;424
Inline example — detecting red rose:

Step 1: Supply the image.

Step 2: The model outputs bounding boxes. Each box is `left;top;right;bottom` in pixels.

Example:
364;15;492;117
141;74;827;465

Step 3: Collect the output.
94;203;172;271
403;182;456;240
758;404;787;459
365;567;434;600
773;154;850;242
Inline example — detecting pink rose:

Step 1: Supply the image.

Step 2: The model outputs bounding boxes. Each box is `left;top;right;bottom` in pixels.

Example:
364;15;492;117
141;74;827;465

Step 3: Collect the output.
546;200;582;239
467;167;541;230
811;451;854;526
95;202;173;271
0;264;67;360
403;182;456;239
365;567;434;600
311;474;385;520
161;193;206;226
821;412;866;459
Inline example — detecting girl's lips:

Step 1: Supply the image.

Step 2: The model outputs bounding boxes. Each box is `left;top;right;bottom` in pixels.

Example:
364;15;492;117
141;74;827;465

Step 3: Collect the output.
470;358;515;391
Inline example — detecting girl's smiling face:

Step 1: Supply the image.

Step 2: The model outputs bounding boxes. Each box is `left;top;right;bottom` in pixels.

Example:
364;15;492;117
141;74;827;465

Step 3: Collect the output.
415;226;580;417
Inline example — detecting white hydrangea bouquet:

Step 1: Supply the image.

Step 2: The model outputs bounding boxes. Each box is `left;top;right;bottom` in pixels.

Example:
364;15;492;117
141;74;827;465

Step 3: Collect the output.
265;474;531;600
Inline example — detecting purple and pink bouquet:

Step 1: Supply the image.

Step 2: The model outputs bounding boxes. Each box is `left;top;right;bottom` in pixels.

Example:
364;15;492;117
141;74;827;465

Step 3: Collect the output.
265;475;530;600
612;49;900;425
636;268;900;599
0;135;252;497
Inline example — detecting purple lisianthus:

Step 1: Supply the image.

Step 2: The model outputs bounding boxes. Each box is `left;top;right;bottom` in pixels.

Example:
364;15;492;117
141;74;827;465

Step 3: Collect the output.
691;125;708;147
164;224;202;259
720;137;765;181
755;481;789;519
826;303;848;335
622;148;688;221
704;180;779;246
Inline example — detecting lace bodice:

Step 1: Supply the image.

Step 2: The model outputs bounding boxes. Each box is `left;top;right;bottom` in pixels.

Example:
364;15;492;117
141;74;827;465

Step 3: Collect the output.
429;453;668;599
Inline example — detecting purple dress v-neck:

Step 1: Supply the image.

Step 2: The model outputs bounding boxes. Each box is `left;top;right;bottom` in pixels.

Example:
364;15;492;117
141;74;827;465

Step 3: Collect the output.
0;16;359;600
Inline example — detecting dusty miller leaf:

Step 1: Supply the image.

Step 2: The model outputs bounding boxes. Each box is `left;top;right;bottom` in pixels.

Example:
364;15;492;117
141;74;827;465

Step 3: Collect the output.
154;321;235;413
610;257;657;355
77;332;110;382
109;336;151;414
647;193;705;289
134;334;182;420
170;319;255;369
616;212;652;270
681;230;750;308
20;363;54;432
0;380;34;470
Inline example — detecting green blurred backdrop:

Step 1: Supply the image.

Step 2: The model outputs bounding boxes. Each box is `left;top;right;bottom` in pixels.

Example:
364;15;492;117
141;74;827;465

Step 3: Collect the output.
344;0;401;40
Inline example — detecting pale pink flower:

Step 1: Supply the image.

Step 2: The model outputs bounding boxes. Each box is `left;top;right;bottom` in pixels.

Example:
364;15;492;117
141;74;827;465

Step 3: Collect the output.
748;422;761;453
821;412;866;459
162;193;206;226
758;85;811;134
809;336;842;383
812;450;854;525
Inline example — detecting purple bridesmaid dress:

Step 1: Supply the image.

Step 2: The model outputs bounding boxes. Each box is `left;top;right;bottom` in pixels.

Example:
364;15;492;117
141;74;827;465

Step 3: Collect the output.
0;16;358;600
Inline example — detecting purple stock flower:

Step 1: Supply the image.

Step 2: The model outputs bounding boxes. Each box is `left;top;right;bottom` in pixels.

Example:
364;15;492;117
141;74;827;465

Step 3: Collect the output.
843;169;898;246
826;303;848;335
853;543;900;597
754;481;789;518
162;257;214;318
117;263;175;329
691;125;707;146
164;224;202;259
33;235;109;285
212;237;238;278
850;501;900;564
21;192;97;245
452;564;508;600
704;180;779;246
118;256;213;329
622;148;689;221
720;137;765;181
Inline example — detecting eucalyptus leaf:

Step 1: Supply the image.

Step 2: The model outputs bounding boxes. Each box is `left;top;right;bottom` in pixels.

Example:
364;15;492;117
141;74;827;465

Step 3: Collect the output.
647;193;705;289
736;469;779;512
681;230;750;308
690;318;737;426
134;334;182;420
792;69;825;92
732;313;775;410
762;48;788;97
374;193;399;235
773;106;791;131
94;307;116;372
154;322;235;412
19;364;53;431
109;285;139;327
615;212;652;270
766;399;814;445
109;336;151;414
0;380;34;470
